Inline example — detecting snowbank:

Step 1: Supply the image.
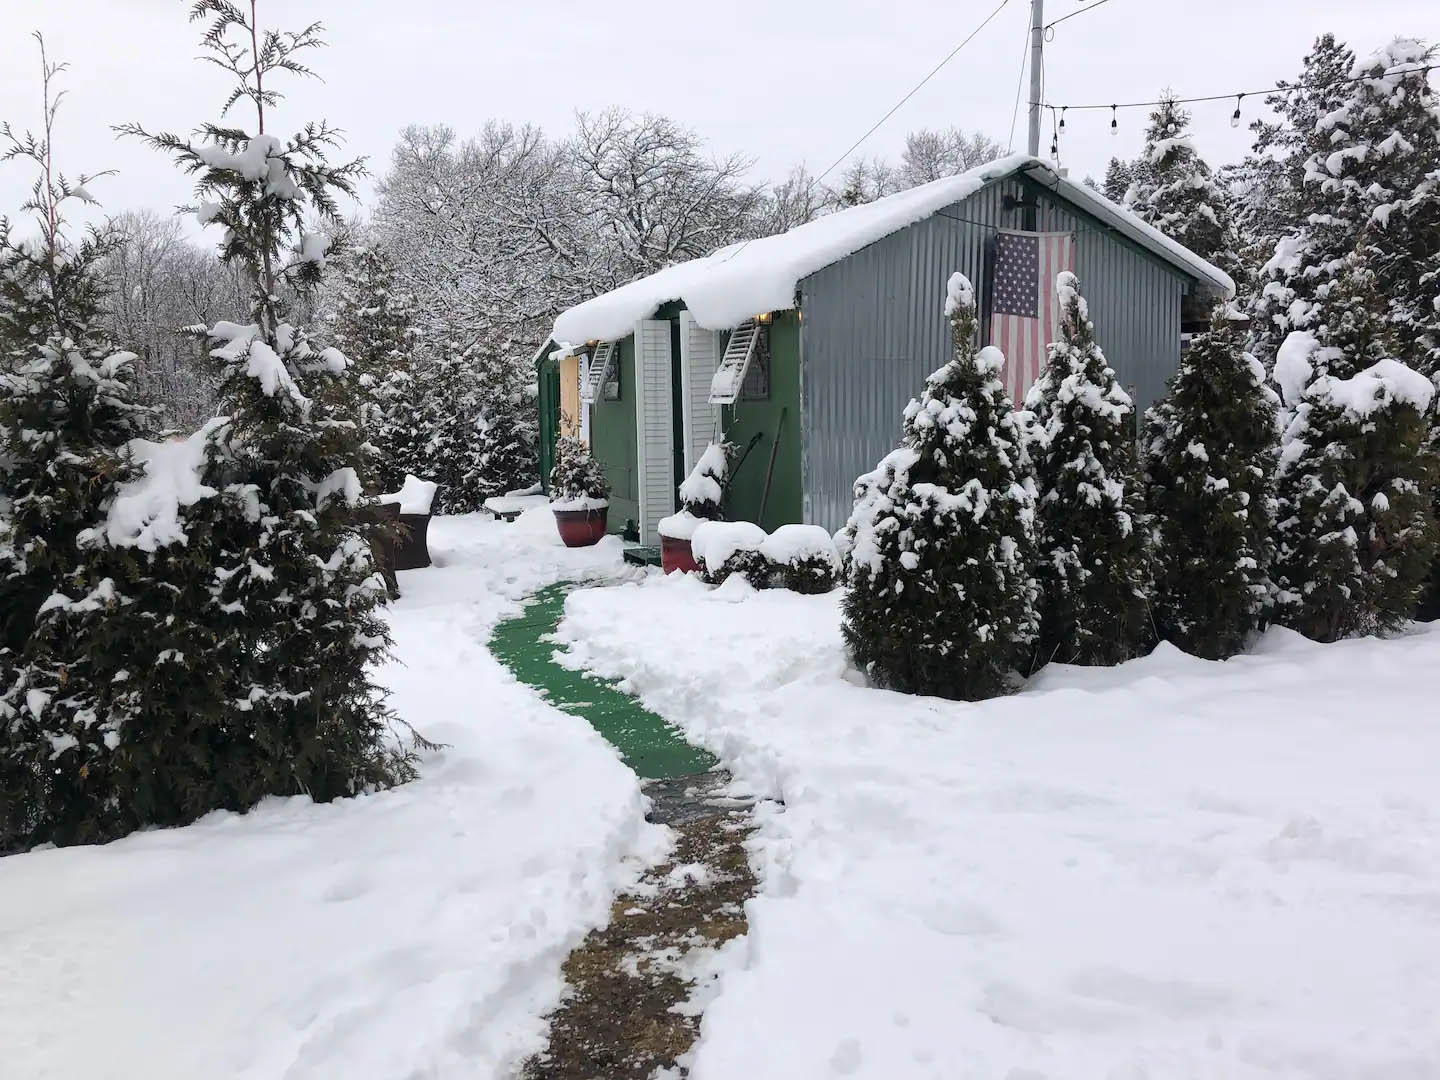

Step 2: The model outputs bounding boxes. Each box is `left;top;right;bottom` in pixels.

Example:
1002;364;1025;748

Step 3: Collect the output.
557;574;1440;1079
2;515;664;1079
552;156;1234;343
378;474;438;516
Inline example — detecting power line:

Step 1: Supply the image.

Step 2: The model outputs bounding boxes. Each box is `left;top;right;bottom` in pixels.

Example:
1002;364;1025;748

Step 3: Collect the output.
812;0;1011;186
1043;0;1114;37
1006;21;1031;151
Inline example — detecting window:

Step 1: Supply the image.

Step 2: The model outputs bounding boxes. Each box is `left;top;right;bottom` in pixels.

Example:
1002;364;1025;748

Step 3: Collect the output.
741;325;770;400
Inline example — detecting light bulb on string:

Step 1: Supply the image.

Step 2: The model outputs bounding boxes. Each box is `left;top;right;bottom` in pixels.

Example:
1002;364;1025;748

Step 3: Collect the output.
1231;93;1244;129
1110;105;1118;136
1050;134;1059;162
1058;107;1067;134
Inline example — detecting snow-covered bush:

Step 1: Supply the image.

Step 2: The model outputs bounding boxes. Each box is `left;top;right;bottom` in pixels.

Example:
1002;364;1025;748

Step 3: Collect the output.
1143;305;1279;659
1271;297;1437;641
417;341;537;515
1249;39;1440;370
1025;272;1151;667
661;441;730;543
549;434;610;509
692;519;768;586
759;524;841;594
108;3;413;834
326;243;421;492
840;272;1039;700
0;38;187;851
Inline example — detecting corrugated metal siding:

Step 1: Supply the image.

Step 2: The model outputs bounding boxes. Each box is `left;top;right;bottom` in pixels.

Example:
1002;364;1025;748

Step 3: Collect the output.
799;179;1183;533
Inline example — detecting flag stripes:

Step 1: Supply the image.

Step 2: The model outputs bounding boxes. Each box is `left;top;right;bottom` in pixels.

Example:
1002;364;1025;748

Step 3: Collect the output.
989;230;1076;407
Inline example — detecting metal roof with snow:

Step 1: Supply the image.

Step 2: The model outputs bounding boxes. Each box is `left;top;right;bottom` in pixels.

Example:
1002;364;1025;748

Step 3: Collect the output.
551;153;1235;344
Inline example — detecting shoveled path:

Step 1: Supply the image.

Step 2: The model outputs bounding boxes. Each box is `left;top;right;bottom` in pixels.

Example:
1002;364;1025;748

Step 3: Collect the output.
490;583;764;1078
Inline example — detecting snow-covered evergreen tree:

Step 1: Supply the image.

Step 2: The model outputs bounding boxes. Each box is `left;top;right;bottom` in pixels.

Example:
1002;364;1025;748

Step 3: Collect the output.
1143;306;1279;659
1100;156;1136;204
1025;272;1151;667
1123;95;1244;289
327;243;420;491
1271;259;1437;640
120;3;413;808
0;36;179;850
841;272;1038;701
1229;34;1357;269
412;340;536;513
1250;40;1440;369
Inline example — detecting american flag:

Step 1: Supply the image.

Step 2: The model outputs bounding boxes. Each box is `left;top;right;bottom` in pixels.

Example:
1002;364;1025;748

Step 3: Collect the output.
989;230;1075;406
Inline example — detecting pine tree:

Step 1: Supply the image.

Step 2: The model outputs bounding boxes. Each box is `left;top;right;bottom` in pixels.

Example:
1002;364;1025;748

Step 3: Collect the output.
1123;94;1245;289
0;36;178;850
1230;34;1357;269
120;3;413;805
418;340;537;513
327;243;420;491
1272;257;1437;640
1250;40;1440;369
1025;272;1151;666
1101;156;1136;204
1143;306;1279;659
841;272;1039;701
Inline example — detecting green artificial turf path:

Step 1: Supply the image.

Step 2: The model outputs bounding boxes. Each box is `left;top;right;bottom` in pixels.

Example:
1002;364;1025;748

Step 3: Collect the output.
490;582;718;780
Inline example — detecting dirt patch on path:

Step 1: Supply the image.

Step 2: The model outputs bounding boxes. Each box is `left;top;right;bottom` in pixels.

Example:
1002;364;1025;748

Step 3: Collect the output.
521;771;760;1079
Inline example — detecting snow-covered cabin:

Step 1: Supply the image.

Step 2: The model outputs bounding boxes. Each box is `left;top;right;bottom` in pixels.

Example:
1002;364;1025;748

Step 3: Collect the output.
537;153;1233;545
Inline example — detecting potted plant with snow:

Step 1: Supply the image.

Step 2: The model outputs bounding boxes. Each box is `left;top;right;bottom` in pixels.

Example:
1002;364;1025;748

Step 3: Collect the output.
549;434;610;547
659;442;729;573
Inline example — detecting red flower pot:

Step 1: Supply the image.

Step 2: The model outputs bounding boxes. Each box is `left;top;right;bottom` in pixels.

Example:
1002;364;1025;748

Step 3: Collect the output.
554;506;609;548
661;534;700;574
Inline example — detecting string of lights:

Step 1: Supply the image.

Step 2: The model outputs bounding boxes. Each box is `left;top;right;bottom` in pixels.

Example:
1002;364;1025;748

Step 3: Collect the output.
1038;61;1438;141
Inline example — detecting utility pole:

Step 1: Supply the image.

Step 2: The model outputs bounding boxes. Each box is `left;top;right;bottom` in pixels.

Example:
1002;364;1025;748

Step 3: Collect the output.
1027;0;1044;157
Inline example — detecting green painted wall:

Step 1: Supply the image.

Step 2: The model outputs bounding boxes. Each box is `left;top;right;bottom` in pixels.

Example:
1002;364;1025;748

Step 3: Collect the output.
584;306;804;538
589;337;640;536
721;311;803;531
536;355;561;492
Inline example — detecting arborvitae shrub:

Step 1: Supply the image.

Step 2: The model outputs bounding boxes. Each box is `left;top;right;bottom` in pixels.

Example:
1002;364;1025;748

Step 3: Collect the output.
1024;272;1151;667
1143;306;1279;659
841;272;1039;700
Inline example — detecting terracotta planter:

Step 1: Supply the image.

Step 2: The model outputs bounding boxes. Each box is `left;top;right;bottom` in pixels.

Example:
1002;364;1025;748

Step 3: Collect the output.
660;534;700;574
554;506;609;547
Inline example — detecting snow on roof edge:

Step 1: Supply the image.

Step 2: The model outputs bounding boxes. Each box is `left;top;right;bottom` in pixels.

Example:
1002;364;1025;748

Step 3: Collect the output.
551;154;1233;345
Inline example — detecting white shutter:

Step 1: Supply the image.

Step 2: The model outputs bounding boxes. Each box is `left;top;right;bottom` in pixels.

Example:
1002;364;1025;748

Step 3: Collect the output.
633;319;675;547
678;310;722;475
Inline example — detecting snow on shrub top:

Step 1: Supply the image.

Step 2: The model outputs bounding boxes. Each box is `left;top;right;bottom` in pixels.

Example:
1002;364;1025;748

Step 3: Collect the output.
678;442;727;512
943;272;973;318
97;419;227;552
1313;357;1435;417
379;474;437;515
691;520;766;571
759;524;840;570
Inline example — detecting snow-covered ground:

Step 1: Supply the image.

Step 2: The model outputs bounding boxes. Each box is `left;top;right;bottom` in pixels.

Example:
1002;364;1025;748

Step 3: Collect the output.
1;511;662;1080
558;573;1440;1079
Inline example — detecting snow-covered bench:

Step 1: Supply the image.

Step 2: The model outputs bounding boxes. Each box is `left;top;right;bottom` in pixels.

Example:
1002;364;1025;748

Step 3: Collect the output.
482;492;549;522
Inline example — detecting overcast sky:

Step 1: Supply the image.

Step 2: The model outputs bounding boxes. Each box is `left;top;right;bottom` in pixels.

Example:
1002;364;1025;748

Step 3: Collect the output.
1;0;1436;240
